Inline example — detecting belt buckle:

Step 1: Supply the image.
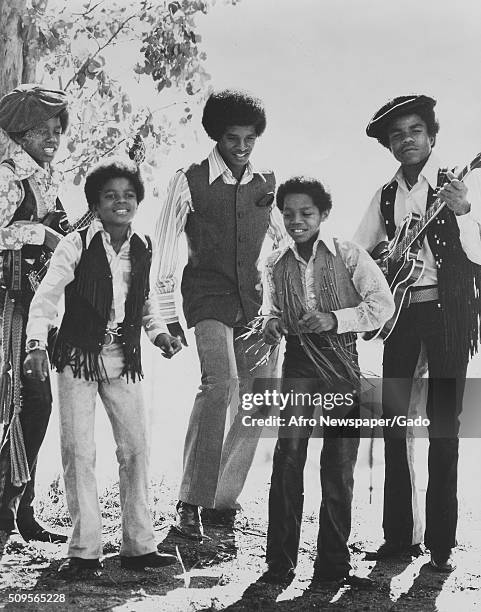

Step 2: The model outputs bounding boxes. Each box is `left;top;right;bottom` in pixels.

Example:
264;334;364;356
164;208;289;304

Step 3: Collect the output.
104;326;121;346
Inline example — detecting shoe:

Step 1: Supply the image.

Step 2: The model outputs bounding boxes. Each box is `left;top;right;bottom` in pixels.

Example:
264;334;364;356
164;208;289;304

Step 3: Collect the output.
57;557;102;579
309;573;375;591
201;507;237;528
258;566;295;585
173;501;203;540
120;551;177;570
364;541;423;561
17;520;68;544
0;529;11;560
430;550;456;573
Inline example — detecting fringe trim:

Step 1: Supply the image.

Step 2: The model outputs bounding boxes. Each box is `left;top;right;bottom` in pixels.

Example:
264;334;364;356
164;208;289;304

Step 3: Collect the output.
51;340;109;382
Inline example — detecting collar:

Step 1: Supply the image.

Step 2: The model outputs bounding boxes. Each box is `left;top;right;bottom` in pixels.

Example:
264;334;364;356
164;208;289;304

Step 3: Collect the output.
9;146;57;182
208;145;264;184
288;226;337;262
392;152;442;190
87;217;147;248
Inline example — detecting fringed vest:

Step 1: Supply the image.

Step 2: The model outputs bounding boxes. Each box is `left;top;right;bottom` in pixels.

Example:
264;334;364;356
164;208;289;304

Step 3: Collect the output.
51;229;152;382
269;240;362;383
380;169;481;368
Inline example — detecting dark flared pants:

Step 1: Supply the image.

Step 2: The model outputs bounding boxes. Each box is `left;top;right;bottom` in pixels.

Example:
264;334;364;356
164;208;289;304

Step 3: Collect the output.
382;301;466;553
266;335;359;578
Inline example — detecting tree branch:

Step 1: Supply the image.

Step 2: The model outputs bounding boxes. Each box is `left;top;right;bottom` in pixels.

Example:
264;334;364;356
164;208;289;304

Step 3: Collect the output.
64;11;138;91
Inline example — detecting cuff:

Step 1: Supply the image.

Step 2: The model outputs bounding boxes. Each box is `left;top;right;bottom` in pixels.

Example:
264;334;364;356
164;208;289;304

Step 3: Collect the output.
145;322;168;344
331;308;352;335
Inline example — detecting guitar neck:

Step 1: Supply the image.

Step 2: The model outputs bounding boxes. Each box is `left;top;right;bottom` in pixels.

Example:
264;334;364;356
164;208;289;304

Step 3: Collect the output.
392;162;474;263
70;210;95;231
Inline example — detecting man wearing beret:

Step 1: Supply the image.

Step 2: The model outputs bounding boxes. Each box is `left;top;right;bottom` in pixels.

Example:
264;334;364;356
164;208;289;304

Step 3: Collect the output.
153;89;285;539
0;84;69;556
354;95;481;571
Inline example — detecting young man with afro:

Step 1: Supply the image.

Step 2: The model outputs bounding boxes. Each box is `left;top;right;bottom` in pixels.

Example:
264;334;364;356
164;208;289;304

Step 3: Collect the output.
354;95;481;572
24;158;182;577
153;89;286;539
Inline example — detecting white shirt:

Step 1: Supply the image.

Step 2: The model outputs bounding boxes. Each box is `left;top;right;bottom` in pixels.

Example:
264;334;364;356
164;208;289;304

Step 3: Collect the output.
151;145;288;323
261;229;395;334
354;153;481;285
27;218;167;345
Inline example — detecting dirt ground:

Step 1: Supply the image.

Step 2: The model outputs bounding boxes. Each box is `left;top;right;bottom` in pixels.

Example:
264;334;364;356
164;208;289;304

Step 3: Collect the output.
1;444;480;612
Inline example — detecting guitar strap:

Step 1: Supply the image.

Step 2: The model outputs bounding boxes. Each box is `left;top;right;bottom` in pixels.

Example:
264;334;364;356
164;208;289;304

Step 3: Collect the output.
379;168;448;240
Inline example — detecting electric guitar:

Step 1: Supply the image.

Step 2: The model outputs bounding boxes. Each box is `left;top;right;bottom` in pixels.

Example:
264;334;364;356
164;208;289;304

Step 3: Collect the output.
0;208;94;294
363;152;481;342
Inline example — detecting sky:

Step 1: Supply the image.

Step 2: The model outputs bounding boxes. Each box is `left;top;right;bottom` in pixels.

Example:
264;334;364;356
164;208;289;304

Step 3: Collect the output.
35;0;481;519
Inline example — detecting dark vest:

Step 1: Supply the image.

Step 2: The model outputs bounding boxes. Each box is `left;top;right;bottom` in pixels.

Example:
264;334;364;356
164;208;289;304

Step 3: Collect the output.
181;160;275;327
380;170;481;367
51;229;152;382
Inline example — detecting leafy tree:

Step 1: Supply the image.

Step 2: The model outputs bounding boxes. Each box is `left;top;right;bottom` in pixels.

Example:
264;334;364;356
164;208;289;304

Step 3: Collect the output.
0;0;241;184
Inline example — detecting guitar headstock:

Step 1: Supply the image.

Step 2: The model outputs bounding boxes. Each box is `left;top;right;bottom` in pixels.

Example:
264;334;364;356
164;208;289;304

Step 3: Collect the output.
456;152;481;181
469;152;481;172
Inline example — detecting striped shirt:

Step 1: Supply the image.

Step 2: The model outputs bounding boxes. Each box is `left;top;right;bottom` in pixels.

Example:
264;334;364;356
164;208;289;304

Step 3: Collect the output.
27;218;167;345
152;145;287;323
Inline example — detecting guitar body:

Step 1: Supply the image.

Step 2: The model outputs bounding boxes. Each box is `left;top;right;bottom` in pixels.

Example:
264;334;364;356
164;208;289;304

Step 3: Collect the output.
361;151;481;342
0;209;93;294
363;213;425;341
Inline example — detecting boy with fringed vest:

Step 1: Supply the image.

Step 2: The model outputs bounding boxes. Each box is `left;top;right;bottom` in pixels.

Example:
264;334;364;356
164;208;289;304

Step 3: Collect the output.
23;159;182;578
259;177;394;590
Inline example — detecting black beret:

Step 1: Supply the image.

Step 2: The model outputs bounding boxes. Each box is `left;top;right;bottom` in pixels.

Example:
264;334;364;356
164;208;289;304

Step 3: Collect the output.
0;84;68;133
366;95;436;139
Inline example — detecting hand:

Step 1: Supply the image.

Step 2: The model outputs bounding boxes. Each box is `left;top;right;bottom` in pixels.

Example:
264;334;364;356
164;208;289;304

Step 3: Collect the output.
438;171;471;216
44;226;62;251
263;318;287;345
23;350;49;381
155;333;183;359
299;311;337;333
167;322;188;347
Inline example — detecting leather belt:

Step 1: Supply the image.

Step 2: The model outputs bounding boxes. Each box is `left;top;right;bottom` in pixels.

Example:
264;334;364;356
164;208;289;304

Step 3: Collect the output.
408;285;439;304
103;326;122;346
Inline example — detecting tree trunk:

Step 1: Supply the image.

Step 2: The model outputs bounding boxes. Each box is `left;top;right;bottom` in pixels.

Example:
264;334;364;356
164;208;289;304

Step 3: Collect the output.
0;0;42;159
0;0;28;96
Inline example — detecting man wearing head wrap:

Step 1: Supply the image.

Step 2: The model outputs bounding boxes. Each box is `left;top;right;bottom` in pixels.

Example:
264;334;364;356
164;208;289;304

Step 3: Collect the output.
354;95;481;572
0;84;69;557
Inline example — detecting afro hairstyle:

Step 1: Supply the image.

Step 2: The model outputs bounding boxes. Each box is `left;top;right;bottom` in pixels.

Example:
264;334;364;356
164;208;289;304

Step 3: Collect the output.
276;176;332;216
84;158;145;212
202;89;267;141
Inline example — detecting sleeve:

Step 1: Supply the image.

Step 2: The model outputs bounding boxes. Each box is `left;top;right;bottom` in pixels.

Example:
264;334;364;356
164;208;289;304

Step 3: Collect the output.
352;187;387;254
151;171;191;324
26;232;83;344
260;253;283;326
455;172;481;265
332;241;395;334
267;205;289;250
0;166;45;250
142;240;169;343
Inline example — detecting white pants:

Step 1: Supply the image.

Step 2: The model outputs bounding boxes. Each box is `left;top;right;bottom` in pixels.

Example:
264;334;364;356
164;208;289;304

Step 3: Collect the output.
57;343;156;559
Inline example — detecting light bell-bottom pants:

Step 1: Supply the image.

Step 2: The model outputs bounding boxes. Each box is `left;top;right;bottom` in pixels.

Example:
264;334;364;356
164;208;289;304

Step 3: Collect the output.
179;319;280;509
57;343;156;559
